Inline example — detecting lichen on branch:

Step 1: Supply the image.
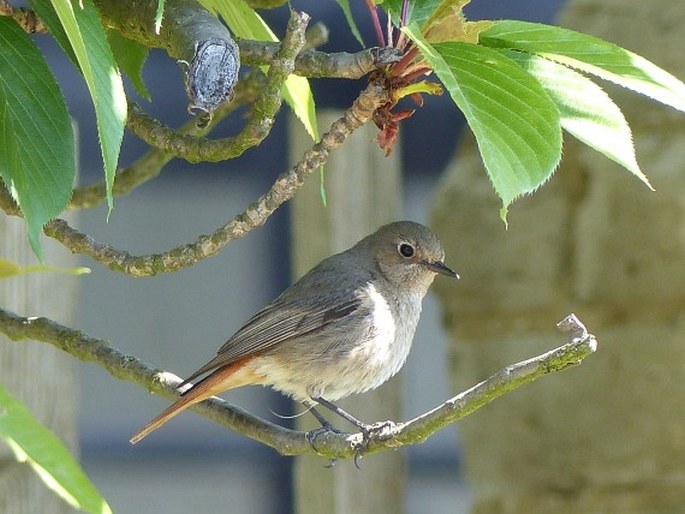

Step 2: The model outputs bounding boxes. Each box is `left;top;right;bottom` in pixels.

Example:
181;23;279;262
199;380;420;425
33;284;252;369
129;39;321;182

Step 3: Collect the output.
69;72;264;210
39;83;389;276
0;308;597;460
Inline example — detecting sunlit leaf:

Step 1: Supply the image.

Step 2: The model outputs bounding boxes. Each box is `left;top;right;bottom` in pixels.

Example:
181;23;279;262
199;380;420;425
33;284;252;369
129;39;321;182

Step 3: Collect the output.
503;50;652;190
33;0;127;216
335;0;365;47
154;0;165;34
0;384;112;514
481;20;685;113
395;80;443;100
427;15;492;44
0;18;74;260
381;0;470;28
405;24;561;220
0;258;91;278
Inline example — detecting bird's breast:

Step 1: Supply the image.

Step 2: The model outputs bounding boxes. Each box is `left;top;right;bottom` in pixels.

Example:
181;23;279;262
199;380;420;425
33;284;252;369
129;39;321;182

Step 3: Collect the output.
253;283;423;402
338;283;421;394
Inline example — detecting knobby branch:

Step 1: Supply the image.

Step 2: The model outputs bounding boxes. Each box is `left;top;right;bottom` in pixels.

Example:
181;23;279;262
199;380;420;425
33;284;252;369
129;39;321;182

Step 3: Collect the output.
0;309;597;461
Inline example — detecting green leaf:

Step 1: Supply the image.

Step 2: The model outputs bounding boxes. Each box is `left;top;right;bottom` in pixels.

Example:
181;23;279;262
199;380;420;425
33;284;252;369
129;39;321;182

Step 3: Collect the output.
480;20;685;113
423;0;472;32
380;0;470;28
404;24;561;218
201;0;319;140
0;18;75;260
28;0;78;67
41;0;127;216
0;384;112;514
503;50;652;190
379;0;434;26
0;258;91;278
335;0;365;48
282;76;318;143
107;30;151;100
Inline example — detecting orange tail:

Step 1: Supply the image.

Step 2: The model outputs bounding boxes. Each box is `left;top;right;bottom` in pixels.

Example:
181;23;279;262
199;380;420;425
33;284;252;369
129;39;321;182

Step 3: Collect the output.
130;357;264;444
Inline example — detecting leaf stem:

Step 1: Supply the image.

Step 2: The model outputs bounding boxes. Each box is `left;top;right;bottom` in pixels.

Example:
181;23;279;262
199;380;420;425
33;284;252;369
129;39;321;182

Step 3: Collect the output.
365;0;386;47
388;46;420;78
400;0;409;26
398;65;432;84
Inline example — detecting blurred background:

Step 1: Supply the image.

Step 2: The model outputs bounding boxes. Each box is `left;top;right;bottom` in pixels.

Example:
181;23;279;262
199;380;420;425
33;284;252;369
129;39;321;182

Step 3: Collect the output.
29;1;573;512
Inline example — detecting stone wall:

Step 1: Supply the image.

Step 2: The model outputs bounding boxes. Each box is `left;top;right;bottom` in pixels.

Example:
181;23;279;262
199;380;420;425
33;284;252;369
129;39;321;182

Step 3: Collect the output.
431;1;685;511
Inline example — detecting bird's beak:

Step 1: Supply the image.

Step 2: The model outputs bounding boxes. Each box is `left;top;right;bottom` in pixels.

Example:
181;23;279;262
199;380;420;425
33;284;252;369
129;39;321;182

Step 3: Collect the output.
425;260;459;280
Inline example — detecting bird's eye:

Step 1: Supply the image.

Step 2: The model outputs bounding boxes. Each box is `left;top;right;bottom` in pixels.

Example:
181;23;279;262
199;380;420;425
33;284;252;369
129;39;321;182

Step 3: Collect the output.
398;243;415;258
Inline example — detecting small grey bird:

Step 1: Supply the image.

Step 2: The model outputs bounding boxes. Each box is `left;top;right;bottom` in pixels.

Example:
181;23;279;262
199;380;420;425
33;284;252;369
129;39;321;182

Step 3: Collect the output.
130;221;458;444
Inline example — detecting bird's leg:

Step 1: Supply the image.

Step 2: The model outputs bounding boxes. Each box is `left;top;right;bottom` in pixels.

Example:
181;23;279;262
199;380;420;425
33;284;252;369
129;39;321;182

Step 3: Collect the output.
303;402;345;467
310;396;367;468
303;402;342;440
308;404;343;433
312;396;370;431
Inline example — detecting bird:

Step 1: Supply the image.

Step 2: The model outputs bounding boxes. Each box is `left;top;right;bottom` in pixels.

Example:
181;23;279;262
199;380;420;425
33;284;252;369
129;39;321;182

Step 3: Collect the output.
130;221;458;444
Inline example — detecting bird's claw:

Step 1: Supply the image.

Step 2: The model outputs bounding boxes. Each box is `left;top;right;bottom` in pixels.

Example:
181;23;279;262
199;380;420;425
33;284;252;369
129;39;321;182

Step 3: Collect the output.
306;419;399;469
352;420;399;468
306;422;344;467
306;422;342;445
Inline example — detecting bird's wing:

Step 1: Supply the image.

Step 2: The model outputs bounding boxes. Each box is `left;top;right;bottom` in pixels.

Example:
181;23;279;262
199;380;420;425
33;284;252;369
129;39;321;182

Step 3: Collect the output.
179;285;368;387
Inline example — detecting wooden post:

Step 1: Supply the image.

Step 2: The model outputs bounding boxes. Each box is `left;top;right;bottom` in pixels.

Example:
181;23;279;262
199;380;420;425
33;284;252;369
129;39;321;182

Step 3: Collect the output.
0;215;79;513
290;110;406;514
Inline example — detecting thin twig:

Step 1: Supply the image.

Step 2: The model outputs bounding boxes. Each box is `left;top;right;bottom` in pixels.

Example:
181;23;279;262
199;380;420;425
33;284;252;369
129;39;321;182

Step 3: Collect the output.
0;309;597;460
240;44;402;79
69;72;264;210
368;314;598;450
41;83;389;276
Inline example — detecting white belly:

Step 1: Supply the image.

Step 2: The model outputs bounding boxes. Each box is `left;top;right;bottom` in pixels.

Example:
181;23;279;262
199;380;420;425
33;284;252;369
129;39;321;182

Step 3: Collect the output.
254;284;422;402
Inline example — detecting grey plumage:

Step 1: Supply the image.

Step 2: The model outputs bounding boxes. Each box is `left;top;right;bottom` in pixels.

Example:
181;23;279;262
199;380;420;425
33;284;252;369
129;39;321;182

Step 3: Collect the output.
131;221;457;444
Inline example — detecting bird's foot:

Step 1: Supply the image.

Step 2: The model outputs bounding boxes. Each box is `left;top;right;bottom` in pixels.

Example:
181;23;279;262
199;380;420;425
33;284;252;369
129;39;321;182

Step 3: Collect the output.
352;419;399;469
306;421;343;443
306;422;344;467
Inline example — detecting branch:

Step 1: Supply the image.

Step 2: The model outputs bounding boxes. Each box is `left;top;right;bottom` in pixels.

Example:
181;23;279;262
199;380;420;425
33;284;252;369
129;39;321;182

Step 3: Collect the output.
0;0;46;33
240;44;403;79
96;0;400;80
0;309;597;461
126;10;309;163
96;0;242;116
39;82;389;276
69;72;264;210
0;306;303;452
95;0;231;63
